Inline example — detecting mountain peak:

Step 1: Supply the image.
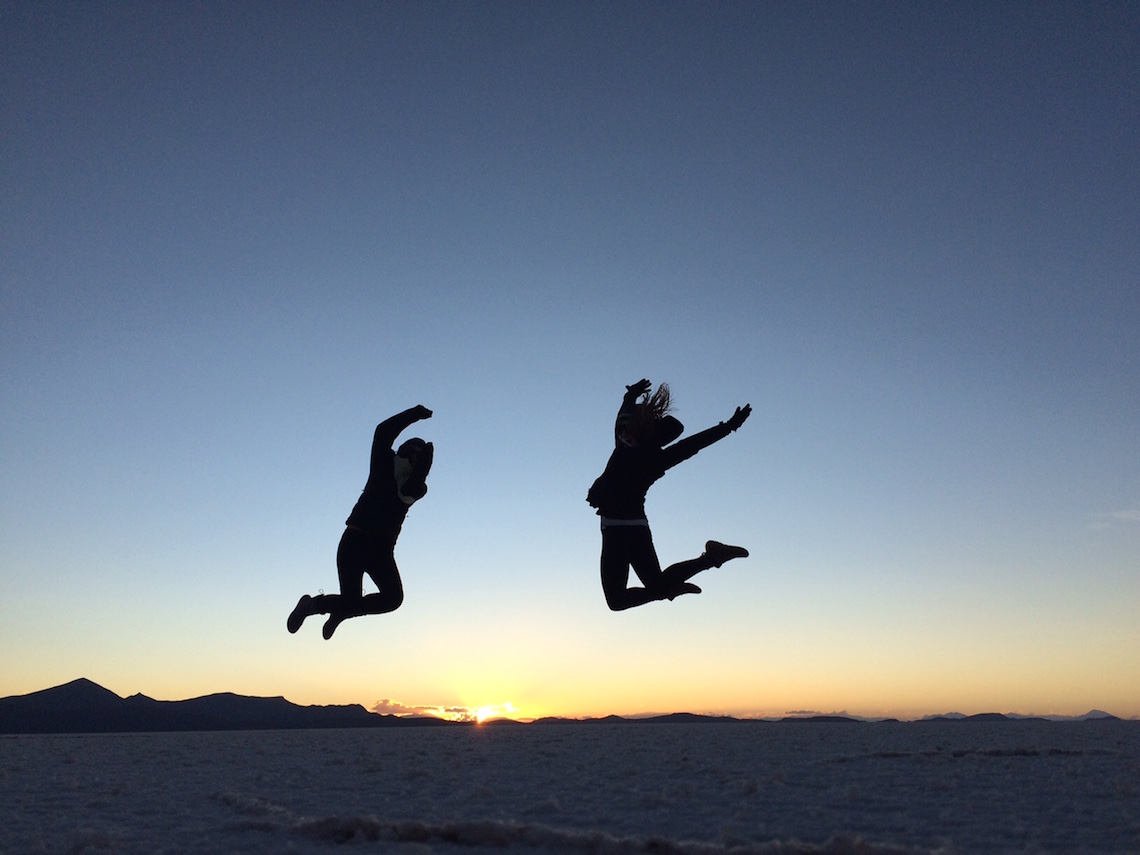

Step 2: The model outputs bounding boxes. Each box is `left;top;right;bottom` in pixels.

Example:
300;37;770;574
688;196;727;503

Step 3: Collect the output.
25;678;123;705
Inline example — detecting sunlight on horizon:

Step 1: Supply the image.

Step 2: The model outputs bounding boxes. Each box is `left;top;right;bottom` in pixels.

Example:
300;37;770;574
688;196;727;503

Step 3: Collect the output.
371;698;522;723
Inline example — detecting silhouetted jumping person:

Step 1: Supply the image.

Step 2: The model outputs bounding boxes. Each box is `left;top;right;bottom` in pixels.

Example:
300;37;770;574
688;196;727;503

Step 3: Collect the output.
587;379;751;610
288;405;433;639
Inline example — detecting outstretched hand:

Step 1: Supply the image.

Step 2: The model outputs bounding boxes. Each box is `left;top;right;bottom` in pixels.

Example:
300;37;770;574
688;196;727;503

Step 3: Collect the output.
626;379;652;399
412;404;433;420
726;404;752;431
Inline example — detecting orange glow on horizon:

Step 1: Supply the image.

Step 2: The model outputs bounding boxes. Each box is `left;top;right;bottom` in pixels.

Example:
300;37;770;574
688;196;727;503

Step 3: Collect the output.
473;702;519;723
377;700;523;723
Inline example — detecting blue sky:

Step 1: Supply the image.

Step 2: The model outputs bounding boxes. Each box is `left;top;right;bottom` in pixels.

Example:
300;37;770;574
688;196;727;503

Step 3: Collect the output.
2;1;1138;719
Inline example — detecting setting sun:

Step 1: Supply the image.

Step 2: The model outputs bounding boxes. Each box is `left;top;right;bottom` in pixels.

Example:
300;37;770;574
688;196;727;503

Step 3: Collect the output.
474;702;519;723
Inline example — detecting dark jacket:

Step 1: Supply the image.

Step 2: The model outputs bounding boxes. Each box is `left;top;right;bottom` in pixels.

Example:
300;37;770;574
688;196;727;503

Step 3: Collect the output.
345;409;431;539
588;396;731;520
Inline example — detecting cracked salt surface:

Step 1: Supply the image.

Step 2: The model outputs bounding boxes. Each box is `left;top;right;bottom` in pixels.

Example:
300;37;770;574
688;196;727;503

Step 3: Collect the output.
3;720;1138;854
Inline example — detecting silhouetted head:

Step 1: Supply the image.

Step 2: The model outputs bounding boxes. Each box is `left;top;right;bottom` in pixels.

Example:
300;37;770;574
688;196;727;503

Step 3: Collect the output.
621;384;682;448
397;437;428;464
651;415;684;446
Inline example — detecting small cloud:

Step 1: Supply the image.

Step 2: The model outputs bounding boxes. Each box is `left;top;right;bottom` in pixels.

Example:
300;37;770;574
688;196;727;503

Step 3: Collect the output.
784;709;851;718
1088;508;1140;531
371;698;434;716
371;698;519;723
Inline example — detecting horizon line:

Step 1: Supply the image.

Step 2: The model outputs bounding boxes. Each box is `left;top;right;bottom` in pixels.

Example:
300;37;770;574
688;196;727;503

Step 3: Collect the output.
4;678;1135;725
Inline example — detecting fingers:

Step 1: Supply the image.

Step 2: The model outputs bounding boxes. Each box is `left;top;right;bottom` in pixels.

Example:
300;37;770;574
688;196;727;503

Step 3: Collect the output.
727;403;752;430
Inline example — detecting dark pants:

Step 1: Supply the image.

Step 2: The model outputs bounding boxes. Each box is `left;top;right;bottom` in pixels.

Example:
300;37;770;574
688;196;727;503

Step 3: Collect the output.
600;524;709;611
311;527;404;618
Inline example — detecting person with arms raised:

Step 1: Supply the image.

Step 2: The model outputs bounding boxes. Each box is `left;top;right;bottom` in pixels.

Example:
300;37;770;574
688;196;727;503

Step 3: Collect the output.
288;405;433;639
588;380;751;610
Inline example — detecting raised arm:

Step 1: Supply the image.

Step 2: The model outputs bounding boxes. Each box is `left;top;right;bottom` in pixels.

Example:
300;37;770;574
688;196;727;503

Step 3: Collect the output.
614;379;651;445
660;404;751;470
373;404;433;451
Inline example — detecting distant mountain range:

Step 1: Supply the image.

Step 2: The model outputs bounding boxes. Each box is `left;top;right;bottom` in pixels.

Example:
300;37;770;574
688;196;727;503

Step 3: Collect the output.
0;679;1124;734
0;678;449;734
919;710;1121;722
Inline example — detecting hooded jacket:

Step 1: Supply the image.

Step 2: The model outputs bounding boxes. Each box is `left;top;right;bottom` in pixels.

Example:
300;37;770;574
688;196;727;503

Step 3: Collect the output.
345;409;432;538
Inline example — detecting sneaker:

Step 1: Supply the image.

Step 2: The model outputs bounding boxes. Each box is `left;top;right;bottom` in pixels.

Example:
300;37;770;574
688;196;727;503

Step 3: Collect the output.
322;612;345;640
666;582;702;600
287;595;312;634
705;540;749;567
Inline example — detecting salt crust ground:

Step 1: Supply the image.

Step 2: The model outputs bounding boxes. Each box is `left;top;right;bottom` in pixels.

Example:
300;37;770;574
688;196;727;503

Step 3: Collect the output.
3;721;1138;854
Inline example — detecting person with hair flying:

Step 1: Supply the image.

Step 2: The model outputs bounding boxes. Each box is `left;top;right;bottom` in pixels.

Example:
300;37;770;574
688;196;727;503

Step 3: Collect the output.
288;405;434;639
587;379;751;610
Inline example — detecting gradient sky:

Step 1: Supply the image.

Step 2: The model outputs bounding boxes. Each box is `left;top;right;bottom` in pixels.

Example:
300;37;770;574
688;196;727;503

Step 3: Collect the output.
2;1;1138;721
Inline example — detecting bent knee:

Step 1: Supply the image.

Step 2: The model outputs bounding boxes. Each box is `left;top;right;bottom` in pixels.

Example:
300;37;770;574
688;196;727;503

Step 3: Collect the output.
604;591;636;611
377;586;404;613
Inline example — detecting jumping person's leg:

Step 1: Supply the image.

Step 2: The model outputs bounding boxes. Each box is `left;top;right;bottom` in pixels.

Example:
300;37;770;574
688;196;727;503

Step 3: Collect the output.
601;527;657;610
287;530;366;633
287;595;312;633
288;592;345;632
313;528;369;638
704;540;749;567
335;528;371;603
629;527;702;601
361;550;404;615
660;540;749;589
288;593;329;632
602;526;698;609
322;529;403;638
288;527;407;636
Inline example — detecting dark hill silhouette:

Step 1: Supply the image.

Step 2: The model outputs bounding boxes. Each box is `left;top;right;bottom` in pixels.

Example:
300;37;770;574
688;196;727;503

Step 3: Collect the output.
530;713;746;726
1;680;1126;733
921;713;1029;723
639;712;742;724
0;679;454;734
